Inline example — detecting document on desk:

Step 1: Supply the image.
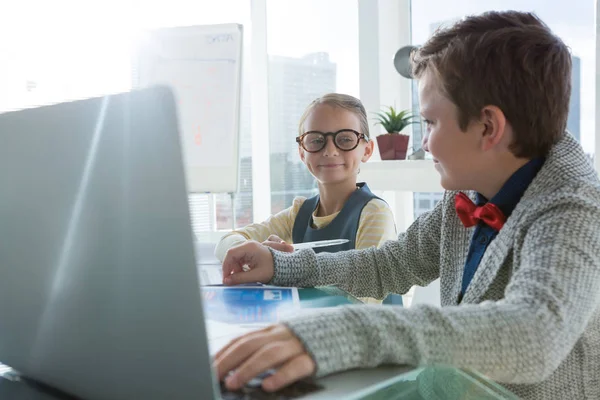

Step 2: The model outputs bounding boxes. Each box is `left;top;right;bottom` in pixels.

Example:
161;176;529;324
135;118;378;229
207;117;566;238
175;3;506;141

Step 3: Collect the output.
201;286;300;324
202;286;300;354
205;319;261;355
199;264;223;285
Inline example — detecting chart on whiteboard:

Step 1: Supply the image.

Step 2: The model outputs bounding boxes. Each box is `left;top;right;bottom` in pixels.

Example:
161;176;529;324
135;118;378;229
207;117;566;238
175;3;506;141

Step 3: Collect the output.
150;59;236;168
133;24;243;184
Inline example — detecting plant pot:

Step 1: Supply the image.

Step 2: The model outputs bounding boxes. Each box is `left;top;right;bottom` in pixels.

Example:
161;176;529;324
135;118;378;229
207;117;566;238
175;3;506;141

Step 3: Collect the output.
376;133;410;160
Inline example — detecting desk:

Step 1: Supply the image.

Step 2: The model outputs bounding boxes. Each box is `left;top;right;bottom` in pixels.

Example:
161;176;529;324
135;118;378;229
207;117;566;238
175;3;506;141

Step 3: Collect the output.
299;286;363;306
0;286;517;399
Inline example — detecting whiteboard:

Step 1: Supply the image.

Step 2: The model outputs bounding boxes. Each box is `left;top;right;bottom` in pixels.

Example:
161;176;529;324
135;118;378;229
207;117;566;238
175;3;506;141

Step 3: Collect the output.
133;24;242;193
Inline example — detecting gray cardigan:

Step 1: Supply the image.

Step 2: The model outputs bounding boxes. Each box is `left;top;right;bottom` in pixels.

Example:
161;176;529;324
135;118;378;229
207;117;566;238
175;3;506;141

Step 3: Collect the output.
270;133;600;399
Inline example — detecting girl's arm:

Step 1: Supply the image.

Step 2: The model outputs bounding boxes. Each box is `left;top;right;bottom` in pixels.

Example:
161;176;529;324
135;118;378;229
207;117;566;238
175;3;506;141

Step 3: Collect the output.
355;198;398;250
214;197;305;261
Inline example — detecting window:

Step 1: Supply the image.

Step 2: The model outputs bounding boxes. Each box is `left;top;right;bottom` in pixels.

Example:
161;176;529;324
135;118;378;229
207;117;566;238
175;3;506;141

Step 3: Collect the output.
414;192;444;219
0;0;253;235
411;0;595;155
266;0;360;214
4;2;595;236
410;0;596;216
129;0;254;232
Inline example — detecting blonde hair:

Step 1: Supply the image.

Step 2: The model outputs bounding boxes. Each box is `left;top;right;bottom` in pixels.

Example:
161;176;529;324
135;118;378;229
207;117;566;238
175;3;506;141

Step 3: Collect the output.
298;93;370;139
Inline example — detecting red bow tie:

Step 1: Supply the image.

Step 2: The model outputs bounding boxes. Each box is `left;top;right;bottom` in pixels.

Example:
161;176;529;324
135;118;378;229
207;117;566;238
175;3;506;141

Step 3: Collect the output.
455;192;506;231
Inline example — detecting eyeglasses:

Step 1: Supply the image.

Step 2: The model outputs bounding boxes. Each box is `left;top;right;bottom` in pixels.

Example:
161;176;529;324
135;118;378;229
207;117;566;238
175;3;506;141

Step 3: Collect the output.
296;129;368;153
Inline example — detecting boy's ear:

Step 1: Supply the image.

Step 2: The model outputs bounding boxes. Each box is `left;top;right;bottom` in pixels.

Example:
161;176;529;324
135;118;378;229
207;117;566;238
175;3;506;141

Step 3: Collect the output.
361;139;375;162
479;105;507;151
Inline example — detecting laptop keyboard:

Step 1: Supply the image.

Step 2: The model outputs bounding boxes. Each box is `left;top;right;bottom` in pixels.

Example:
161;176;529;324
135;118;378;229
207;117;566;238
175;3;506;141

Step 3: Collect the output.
0;364;322;399
219;370;323;400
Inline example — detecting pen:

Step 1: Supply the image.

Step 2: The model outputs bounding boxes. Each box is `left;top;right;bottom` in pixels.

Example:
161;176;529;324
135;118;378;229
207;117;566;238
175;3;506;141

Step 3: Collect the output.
292;239;350;250
203;283;265;287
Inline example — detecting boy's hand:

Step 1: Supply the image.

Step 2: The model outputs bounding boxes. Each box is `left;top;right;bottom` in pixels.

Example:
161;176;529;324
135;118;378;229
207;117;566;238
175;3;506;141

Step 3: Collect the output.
262;235;294;253
222;241;275;285
214;324;316;392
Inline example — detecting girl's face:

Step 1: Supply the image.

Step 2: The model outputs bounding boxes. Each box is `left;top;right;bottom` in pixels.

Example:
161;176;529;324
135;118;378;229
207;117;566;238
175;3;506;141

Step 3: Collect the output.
298;104;374;186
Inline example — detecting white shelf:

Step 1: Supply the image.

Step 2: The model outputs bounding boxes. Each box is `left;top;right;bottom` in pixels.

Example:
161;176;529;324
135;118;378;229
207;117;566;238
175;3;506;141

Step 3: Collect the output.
361;160;443;192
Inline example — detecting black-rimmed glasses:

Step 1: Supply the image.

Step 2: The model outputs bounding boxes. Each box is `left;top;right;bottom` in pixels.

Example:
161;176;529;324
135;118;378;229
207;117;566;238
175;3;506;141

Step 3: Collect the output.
296;129;367;153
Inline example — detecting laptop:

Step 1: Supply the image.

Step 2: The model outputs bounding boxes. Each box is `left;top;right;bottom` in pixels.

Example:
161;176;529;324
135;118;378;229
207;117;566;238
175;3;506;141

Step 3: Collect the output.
0;87;412;399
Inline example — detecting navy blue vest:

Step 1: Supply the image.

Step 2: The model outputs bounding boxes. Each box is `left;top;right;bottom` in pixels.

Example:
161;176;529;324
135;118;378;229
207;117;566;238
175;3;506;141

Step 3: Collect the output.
292;183;381;253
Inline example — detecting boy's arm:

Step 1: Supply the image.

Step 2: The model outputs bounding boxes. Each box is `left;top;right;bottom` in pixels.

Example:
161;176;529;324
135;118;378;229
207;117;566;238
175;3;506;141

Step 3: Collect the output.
282;191;600;384
215;198;304;261
270;193;446;299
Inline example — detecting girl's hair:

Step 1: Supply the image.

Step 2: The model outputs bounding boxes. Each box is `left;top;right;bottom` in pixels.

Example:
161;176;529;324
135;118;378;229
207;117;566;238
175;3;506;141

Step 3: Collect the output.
297;93;370;139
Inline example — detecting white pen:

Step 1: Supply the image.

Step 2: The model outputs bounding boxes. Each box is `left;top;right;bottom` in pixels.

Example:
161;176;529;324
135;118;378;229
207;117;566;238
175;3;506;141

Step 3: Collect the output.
292;239;350;250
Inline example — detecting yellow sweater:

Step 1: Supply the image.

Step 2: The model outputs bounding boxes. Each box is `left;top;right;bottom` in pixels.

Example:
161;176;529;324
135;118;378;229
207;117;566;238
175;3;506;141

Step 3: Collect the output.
215;196;397;261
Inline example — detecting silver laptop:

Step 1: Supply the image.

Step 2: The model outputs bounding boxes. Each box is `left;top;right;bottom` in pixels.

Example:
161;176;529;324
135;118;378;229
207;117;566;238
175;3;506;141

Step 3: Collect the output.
0;87;412;400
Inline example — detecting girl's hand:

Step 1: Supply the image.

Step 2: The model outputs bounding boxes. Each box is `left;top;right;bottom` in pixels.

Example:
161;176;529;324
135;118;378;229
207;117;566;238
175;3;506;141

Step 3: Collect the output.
214;324;316;392
262;235;294;253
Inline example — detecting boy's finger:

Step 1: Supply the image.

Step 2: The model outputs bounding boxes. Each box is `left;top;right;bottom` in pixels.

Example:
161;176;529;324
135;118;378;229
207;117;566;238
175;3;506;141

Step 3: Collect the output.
213;333;247;363
224;339;305;390
214;327;280;380
221;244;253;279
213;324;276;363
224;267;270;285
262;354;316;392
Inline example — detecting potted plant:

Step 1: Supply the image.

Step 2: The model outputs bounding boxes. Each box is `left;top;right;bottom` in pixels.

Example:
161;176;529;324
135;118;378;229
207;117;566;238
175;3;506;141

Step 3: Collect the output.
374;106;418;160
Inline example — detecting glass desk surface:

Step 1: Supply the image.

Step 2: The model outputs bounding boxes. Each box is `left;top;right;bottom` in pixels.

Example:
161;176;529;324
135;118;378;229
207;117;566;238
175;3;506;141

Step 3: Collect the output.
0;286;518;400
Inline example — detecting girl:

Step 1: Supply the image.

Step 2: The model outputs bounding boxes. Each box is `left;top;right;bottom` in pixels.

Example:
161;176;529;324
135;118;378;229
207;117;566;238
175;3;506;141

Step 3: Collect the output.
215;93;396;263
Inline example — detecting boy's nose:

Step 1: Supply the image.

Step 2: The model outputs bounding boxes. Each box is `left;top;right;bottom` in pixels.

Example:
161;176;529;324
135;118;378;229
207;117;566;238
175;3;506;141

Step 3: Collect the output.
421;134;429;153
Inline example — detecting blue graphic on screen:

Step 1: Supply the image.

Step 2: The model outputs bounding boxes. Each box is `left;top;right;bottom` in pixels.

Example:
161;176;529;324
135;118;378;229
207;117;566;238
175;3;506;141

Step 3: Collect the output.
202;287;296;324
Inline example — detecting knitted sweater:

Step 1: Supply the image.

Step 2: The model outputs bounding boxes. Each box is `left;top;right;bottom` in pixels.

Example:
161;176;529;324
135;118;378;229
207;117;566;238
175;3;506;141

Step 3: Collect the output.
271;133;600;400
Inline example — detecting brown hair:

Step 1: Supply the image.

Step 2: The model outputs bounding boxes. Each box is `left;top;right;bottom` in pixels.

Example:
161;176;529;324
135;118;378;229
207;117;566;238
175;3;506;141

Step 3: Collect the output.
411;11;571;158
298;93;370;139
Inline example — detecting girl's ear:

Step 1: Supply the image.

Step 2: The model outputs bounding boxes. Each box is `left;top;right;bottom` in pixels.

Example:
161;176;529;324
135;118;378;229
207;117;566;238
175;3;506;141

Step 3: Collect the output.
361;139;375;162
298;144;307;163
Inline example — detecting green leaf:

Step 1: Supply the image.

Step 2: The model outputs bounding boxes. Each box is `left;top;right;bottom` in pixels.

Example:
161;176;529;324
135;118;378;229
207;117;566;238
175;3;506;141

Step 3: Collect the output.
372;106;418;134
374;112;391;126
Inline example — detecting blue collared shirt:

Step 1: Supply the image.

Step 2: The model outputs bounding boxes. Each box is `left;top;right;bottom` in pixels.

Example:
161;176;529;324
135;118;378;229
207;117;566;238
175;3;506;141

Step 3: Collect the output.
460;158;545;298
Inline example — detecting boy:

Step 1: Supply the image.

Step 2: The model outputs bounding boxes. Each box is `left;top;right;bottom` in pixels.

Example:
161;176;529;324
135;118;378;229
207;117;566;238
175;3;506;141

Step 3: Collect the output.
215;11;600;399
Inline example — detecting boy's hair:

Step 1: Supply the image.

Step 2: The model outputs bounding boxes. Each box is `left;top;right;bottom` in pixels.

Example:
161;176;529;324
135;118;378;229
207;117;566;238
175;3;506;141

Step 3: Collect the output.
411;11;571;158
298;93;370;139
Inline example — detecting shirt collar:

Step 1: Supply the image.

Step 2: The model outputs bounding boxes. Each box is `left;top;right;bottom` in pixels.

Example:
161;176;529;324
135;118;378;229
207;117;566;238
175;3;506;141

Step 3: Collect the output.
476;158;545;217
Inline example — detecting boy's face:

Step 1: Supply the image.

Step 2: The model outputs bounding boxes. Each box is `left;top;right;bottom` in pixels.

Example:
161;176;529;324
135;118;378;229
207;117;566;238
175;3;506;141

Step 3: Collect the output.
418;70;485;191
